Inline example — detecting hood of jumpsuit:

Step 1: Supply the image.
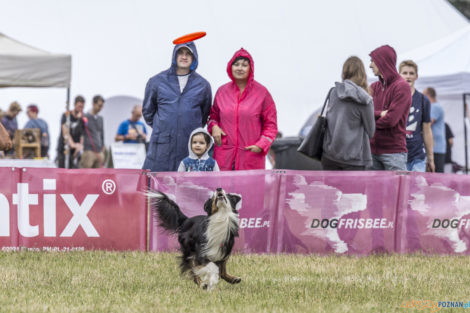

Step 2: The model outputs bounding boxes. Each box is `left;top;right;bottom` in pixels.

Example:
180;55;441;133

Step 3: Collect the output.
171;41;199;73
186;127;214;160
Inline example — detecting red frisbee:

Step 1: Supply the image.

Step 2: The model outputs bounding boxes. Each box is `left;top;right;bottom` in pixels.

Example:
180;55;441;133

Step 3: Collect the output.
172;31;206;45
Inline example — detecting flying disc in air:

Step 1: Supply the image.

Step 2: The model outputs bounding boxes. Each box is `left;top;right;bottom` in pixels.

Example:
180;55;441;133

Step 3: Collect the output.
172;31;206;44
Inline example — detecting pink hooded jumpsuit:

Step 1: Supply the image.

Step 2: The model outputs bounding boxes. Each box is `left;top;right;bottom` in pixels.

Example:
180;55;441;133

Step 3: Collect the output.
208;48;278;170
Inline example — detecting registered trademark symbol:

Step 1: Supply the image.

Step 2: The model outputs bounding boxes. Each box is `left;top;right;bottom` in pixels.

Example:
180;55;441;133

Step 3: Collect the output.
102;179;116;195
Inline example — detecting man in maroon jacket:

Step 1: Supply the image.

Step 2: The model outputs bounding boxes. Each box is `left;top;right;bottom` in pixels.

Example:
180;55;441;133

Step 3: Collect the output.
369;45;412;170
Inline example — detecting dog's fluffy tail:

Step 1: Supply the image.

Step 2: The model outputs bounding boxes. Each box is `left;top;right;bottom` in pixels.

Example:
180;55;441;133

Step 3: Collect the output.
147;190;187;233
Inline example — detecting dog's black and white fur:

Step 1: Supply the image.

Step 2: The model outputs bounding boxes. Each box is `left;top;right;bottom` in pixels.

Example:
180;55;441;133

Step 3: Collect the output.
148;187;242;289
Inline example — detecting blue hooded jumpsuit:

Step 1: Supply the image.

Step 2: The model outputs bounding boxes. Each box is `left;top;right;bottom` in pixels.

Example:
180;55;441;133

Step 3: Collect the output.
142;42;212;172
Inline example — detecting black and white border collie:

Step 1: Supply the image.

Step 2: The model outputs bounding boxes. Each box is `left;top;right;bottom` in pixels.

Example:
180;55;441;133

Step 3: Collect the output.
148;188;242;290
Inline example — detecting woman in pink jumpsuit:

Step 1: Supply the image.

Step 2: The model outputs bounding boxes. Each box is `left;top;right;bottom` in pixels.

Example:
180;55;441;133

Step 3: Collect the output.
208;48;278;170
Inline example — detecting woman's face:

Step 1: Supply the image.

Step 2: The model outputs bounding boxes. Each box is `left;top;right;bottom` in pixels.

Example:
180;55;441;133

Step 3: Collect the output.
231;59;250;81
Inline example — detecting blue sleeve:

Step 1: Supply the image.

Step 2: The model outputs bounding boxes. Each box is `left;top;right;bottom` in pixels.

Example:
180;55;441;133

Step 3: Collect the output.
117;121;128;135
39;120;49;137
142;78;158;127
422;96;431;123
431;104;442;122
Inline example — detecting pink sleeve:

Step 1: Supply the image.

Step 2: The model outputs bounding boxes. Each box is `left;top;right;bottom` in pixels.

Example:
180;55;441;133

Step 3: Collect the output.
255;91;278;154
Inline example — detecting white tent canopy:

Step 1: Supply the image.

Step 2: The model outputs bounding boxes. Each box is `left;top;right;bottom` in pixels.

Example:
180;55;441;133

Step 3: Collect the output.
0;0;468;163
399;25;470;77
398;25;470;168
0;32;71;88
399;24;470;97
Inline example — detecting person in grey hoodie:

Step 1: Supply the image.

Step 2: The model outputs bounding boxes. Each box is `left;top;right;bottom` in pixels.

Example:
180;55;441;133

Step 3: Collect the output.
321;56;375;170
178;127;220;172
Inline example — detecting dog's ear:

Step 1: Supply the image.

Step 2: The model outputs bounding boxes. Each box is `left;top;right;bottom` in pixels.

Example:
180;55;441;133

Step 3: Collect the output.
228;193;242;212
203;198;213;216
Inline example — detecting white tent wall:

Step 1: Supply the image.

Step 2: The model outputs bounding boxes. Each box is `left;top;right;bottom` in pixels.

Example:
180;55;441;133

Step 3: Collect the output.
411;75;470;168
0;0;468;163
438;94;468;168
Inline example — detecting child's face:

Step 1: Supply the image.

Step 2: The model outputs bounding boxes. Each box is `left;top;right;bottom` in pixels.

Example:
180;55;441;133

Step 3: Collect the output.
191;134;208;157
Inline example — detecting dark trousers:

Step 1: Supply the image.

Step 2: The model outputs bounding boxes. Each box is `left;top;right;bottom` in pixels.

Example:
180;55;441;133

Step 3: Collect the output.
40;146;48;158
321;156;365;171
57;148;80;169
434;153;446;173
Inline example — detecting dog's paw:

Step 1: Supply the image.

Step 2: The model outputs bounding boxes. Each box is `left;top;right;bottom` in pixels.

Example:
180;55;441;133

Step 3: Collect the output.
230;277;241;284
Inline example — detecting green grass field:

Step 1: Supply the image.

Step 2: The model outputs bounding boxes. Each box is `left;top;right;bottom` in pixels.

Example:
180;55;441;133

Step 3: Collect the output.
0;251;468;313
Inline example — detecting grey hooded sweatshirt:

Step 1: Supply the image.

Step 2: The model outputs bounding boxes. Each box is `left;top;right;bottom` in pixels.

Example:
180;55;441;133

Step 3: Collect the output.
322;80;375;167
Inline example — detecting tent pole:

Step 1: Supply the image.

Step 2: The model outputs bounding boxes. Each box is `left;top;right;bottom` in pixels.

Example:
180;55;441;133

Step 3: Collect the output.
64;87;71;169
464;93;469;175
66;87;70;110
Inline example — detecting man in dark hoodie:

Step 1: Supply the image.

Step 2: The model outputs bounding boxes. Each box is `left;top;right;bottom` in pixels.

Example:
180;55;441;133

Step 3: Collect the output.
369;45;412;171
142;41;212;172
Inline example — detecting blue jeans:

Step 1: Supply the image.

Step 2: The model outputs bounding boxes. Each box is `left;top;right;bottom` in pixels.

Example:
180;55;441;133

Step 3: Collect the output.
406;158;426;172
371;153;407;171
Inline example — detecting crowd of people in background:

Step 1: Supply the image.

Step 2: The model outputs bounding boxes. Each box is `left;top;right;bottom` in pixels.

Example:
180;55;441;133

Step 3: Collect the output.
322;44;460;174
0;94;143;169
0;41;466;174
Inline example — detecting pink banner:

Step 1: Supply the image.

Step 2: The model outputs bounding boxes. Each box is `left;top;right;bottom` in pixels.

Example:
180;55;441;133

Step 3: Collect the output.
149;170;400;254
149;170;278;253
276;170;398;254
396;172;470;255
2;168;470;254
0;167;20;249
0;168;147;251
